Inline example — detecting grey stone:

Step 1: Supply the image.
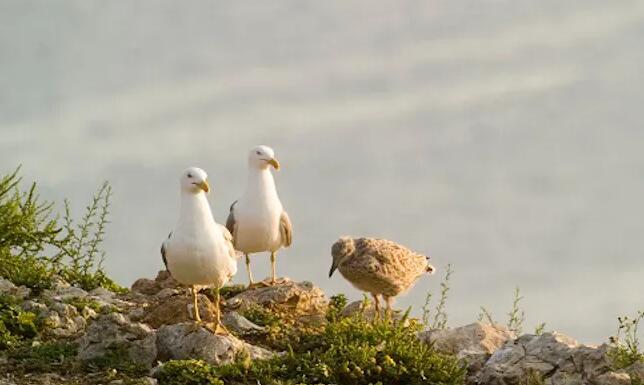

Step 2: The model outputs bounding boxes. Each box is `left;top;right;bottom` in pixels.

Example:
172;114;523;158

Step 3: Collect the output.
222;311;266;334
419;322;515;379
77;313;157;369
156;322;274;365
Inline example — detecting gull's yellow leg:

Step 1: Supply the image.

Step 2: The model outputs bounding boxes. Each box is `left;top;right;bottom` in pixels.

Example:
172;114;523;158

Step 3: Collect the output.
270;251;277;284
213;287;229;335
245;254;255;287
192;286;201;322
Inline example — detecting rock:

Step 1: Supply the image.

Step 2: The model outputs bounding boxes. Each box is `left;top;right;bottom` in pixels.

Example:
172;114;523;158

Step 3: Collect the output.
77;313;157;369
593;371;631;385
0;278;30;299
142;293;216;329
42;285;88;301
226;278;327;323
222;311;266;334
26;301;87;338
131;270;181;295
156;323;274;365
155;287;180;300
625;361;644;381
419;322;515;378
476;332;616;385
89;287;115;300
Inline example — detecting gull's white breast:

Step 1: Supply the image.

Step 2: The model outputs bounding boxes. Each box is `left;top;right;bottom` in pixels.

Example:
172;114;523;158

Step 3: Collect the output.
166;225;236;287
234;198;282;254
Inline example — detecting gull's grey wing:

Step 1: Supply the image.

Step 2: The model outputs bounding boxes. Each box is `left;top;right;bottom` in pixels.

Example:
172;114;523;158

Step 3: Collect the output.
226;200;238;245
161;232;172;271
279;210;293;247
219;224;240;260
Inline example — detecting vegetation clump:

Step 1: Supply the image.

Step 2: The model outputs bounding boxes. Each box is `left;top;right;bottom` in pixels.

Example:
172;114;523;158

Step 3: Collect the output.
0;167;124;293
608;310;643;370
0;294;38;349
156;306;465;385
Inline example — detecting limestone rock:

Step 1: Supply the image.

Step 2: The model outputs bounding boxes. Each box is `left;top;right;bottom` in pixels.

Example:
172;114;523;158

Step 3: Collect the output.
23;300;87;338
593;371;631;385
42;285;88;302
0;278;30;299
142;293;216;329
222;311;266;334
419;322;515;377
77;313;157;369
226;278;327;323
131;270;181;295
156;323;274;365
476;332;616;385
625;361;644;381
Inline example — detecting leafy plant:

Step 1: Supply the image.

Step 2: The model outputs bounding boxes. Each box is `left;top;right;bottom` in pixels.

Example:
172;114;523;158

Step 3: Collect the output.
0;294;38;349
478;286;526;334
327;293;348;322
608;310;643;370
422;264;453;329
0;167;124;293
506;287;526;334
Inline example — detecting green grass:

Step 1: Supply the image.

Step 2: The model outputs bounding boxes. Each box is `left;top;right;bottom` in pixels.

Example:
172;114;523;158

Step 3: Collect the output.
7;341;78;372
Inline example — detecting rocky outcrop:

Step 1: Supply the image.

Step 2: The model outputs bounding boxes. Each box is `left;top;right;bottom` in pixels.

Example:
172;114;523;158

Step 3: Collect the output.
0;278;30;299
222;311;266;335
419;322;515;380
225;278;327;323
470;332;631;385
76;313;158;369
155;323;274;365
131;270;181;296
142;293;216;328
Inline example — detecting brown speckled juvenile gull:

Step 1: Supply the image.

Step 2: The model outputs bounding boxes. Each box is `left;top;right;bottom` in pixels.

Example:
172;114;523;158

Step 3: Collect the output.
329;236;435;319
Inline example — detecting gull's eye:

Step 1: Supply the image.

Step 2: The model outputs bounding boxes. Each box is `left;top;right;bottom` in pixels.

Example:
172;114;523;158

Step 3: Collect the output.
187;173;193;178
256;151;261;155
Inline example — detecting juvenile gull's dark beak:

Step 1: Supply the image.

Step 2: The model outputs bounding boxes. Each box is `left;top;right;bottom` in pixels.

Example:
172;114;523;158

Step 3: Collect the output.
328;262;338;278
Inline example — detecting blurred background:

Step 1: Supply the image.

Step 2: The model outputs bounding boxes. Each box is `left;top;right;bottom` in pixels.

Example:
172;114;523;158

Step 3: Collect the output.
1;0;644;343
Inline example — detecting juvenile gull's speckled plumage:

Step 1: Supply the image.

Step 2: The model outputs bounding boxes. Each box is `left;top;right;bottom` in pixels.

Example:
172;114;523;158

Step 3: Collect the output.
329;236;435;319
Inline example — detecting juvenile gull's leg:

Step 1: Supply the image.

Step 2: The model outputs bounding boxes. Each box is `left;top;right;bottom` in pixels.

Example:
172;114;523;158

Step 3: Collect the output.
371;293;381;322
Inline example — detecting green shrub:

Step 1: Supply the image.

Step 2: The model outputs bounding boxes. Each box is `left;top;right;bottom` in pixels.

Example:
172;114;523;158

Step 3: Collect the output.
326;294;348;322
0;294;38;349
0;167;124;293
158;316;465;385
156;359;223;385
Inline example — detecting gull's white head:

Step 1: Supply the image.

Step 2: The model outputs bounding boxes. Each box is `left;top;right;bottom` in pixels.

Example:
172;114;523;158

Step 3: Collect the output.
180;167;210;194
248;145;280;171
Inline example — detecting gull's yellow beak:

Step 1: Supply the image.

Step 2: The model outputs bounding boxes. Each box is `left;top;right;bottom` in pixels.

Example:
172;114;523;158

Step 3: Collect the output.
197;180;210;193
268;158;280;170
